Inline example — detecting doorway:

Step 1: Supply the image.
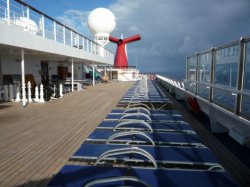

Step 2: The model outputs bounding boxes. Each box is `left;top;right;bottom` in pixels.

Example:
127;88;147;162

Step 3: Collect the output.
41;61;49;85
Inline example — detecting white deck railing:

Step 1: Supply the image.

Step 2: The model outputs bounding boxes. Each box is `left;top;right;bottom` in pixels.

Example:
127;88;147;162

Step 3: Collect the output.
0;0;114;60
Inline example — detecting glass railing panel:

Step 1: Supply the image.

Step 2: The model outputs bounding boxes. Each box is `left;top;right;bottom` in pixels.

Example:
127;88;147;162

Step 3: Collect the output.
243;42;250;91
198;52;211;83
213;87;236;111
0;0;7;20
9;0;22;19
198;84;209;100
185;80;196;93
78;36;83;49
72;32;78;48
187;56;197;81
56;23;64;44
214;45;239;88
241;94;250;119
65;28;71;46
29;9;41;35
44;17;54;40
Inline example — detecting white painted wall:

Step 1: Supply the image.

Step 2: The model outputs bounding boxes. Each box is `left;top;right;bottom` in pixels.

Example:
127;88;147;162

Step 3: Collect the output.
1;55;90;85
1;55;41;84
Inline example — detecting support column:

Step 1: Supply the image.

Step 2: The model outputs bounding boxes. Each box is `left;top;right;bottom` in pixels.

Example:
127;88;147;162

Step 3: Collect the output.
71;59;74;92
92;62;95;86
21;49;27;106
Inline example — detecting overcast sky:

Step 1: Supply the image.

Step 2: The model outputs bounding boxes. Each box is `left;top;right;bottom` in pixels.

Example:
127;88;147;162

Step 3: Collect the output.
25;0;250;73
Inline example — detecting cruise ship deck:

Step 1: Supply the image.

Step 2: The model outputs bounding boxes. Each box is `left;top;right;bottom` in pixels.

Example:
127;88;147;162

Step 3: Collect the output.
0;82;133;186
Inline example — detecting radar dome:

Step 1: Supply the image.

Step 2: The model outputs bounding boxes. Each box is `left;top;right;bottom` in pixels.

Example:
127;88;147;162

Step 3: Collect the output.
87;8;116;36
16;17;39;34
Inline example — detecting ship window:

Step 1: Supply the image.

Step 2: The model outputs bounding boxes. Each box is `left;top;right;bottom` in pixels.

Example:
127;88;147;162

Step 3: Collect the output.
214;45;239;88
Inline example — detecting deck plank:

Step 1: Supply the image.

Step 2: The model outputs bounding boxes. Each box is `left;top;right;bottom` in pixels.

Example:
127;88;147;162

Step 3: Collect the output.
0;82;133;187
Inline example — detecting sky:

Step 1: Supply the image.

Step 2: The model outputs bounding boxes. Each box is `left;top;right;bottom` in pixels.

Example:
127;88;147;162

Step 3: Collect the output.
22;0;250;73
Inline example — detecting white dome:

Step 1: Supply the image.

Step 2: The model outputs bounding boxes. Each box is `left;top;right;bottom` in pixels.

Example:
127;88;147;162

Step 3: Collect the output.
16;17;39;34
87;8;116;35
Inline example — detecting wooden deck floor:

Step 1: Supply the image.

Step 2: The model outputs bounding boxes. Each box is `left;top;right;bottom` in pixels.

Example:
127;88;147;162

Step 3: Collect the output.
0;82;133;187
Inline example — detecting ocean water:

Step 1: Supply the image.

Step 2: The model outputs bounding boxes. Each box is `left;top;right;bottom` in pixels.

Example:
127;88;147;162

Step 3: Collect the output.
151;71;185;81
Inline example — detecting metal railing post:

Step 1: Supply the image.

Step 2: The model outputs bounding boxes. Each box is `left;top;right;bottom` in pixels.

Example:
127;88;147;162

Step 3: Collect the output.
87;39;89;52
63;26;66;44
82;37;84;50
71;59;74;92
91;41;93;54
7;0;10;25
92;62;95;86
77;34;79;48
209;48;215;102
195;53;199;94
27;7;30;19
53;21;56;41
70;30;73;46
234;37;246;115
41;15;45;37
185;57;188;90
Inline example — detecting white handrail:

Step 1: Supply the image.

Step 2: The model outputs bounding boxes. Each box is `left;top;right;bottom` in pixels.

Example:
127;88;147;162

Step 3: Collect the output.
119;112;152;122
95;146;157;168
114;120;153;132
83;176;150;187
106;131;155;145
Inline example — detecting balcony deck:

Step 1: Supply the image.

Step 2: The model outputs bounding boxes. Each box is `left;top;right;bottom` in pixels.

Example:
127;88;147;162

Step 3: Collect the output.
0;82;133;187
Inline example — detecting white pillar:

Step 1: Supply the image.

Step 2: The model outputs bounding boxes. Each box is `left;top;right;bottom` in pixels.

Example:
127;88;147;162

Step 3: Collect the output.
34;86;39;102
15;85;21;102
27;81;32;102
71;58;74;92
59;84;63;97
21;49;27;106
52;85;56;98
9;84;14;101
39;84;45;103
92;62;95;86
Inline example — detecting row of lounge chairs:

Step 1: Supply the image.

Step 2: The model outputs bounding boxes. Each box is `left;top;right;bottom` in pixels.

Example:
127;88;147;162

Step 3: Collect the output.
48;78;239;186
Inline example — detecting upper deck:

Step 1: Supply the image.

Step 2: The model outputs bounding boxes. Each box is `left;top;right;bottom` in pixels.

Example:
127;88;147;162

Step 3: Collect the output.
0;0;114;65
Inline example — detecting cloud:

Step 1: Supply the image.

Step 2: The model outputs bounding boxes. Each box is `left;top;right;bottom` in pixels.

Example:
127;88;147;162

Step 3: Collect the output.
108;0;250;72
58;0;250;73
57;10;91;38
